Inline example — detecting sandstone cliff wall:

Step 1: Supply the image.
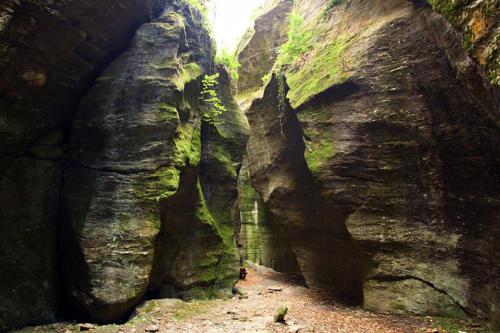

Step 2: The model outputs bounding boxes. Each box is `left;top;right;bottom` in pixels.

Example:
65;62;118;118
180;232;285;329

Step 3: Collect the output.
241;0;499;327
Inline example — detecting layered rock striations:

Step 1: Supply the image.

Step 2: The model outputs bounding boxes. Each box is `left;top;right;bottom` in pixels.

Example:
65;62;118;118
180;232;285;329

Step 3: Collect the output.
0;0;164;330
235;0;292;107
242;0;500;327
1;0;499;330
62;3;245;323
1;0;247;330
428;0;499;88
245;74;365;299
150;68;248;300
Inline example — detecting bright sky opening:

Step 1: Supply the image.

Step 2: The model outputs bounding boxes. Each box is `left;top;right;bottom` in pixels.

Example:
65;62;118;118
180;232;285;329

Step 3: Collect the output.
208;0;268;53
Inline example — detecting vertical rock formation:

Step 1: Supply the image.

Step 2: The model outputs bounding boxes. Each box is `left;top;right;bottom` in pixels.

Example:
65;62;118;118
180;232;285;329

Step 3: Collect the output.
61;4;208;321
232;0;302;276
1;0;247;329
246;74;366;302
428;0;499;88
0;0;164;330
1;0;498;330
62;2;245;322
150;68;248;299
242;0;499;327
235;0;292;107
236;156;302;275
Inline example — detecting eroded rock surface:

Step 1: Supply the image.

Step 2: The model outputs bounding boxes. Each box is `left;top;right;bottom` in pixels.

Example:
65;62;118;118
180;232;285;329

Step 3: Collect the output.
0;0;165;330
62;4;212;321
150;68;248;299
235;0;292;104
428;0;499;87
243;0;500;327
246;74;365;303
1;0;499;330
61;2;247;322
236;156;302;275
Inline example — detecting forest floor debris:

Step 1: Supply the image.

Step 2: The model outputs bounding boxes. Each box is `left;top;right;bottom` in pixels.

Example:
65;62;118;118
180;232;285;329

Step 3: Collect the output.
14;266;481;333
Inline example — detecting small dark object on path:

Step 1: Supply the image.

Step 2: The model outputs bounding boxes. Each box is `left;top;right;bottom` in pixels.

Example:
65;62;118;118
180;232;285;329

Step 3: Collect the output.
240;267;247;279
79;323;95;331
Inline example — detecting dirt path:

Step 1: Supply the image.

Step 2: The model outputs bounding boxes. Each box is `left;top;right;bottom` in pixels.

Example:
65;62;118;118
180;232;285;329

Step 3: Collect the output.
155;265;430;333
16;265;474;333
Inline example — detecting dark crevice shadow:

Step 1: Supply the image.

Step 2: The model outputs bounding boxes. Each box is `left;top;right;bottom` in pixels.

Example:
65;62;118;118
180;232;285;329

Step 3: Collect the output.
296;80;360;113
245;74;367;306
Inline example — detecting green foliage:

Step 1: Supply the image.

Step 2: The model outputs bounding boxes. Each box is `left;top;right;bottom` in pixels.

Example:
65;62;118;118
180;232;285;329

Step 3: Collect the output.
200;73;227;125
215;49;241;81
322;0;341;20
274;306;288;323
261;73;271;85
276;13;313;67
184;0;208;18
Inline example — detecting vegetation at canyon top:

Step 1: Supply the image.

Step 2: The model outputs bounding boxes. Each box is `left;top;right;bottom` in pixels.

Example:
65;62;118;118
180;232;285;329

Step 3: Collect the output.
215;49;241;80
275;12;312;68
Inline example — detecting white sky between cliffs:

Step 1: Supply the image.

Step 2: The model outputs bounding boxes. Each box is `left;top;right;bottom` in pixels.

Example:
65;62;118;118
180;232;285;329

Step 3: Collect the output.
208;0;268;53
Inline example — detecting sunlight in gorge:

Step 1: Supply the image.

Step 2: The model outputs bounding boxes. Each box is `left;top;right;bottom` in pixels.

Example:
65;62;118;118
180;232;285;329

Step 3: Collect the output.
208;0;268;52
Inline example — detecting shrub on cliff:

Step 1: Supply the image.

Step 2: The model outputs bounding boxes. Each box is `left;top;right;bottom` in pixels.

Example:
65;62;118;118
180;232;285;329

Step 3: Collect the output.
216;49;241;81
200;73;227;125
276;13;312;67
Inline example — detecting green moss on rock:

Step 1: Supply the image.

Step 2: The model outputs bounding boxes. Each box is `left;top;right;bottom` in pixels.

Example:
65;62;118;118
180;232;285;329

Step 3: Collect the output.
158;104;179;123
174;62;202;91
134;166;181;202
428;0;499;86
287;37;351;108
427;0;469;23
304;135;334;175
173;124;202;168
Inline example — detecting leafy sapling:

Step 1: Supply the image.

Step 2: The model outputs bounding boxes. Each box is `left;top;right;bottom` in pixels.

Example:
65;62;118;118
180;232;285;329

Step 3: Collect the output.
200;73;227;125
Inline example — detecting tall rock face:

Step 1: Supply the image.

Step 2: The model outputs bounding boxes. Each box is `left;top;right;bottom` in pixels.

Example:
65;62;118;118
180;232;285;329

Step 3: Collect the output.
235;0;292;103
150;68;248;299
427;0;499;88
0;0;164;330
62;3;243;323
246;74;366;303
1;0;246;329
236;156;302;275
232;0;302;276
243;0;499;327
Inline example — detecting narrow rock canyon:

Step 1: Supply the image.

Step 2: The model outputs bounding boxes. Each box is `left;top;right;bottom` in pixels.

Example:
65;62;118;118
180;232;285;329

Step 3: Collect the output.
0;0;498;332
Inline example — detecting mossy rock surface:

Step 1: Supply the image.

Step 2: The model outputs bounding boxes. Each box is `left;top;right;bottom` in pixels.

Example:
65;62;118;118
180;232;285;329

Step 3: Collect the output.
428;0;499;86
236;0;293;95
0;0;167;329
242;0;500;328
61;2;220;323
